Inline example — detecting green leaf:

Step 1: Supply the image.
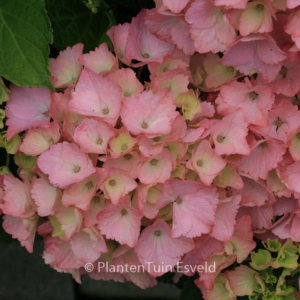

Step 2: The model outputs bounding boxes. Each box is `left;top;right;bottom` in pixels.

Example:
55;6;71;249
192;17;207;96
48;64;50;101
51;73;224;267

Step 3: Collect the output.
180;276;204;300
0;0;53;89
46;0;115;53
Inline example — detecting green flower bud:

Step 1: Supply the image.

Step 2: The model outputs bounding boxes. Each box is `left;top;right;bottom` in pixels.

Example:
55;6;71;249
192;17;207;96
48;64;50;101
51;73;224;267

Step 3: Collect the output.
5;134;21;154
262;290;281;300
250;249;273;271
0;166;12;175
49;216;65;240
263;239;282;252
0;77;9;105
272;239;298;270
275;275;295;297
14;153;37;171
0;109;5;129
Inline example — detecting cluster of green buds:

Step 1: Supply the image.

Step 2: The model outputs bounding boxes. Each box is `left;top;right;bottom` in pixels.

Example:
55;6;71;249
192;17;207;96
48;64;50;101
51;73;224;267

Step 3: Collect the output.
0;77;9;129
246;239;300;300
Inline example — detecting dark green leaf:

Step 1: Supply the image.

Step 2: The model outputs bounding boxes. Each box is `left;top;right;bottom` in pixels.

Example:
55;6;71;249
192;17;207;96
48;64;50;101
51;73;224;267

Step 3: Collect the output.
0;0;53;89
46;0;115;53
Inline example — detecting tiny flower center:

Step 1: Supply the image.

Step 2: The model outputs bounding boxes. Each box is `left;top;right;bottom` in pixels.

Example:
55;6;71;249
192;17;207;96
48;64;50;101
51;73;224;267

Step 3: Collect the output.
85;181;94;189
174;197;183;205
73;166;81;173
141;121;148;129
142;53;150;58
153;136;160;142
150;159;158;166
124;153;132;160
96;137;103;145
93;196;101;203
255;3;264;11
227;66;235;74
259;141;268;148
109;179;116;186
154;230;161;236
102;107;109;115
249;91;258;100
120;209;128;216
274;118;283;128
121;144;128;150
196;160;203;167
279;66;288;78
43;110;49;117
123;91;131;97
217;135;225;143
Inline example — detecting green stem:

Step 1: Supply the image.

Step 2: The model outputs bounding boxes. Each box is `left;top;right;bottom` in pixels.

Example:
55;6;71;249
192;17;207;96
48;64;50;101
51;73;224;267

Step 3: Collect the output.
6;153;10;167
137;66;144;79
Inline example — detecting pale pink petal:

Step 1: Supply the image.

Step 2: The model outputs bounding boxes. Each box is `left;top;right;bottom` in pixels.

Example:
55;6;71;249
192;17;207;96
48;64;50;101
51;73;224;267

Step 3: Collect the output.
211;195;241;242
3;214;39;253
97;202;142;247
5;86;51;140
70;227;107;263
37;142;96;189
79;43;118;75
49;43;83;88
135;219;194;277
73;118;115;154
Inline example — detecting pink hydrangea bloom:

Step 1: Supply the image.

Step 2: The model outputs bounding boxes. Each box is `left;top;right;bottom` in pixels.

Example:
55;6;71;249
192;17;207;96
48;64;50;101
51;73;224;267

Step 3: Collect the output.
78;43;118;75
221;33;287;82
121;89;178;137
285;8;300;50
250;100;300;144
145;9;196;55
68;69;122;125
160;0;190;13
2;175;35;218
106;68;144;97
19;122;61;156
49;43;84;88
37;142;96;188
3;214;39;253
73;118;115;154
70;227;108;264
112;245;157;289
215;79;274;126
5;85;51;140
228;1;273;36
185;0;236;53
156;180;219;238
107;23;131;65
135;219;194;277
237;138;286;180
137;149;175;184
97;198;142;247
31;176;61;217
211;110;250;156
124;9;174;66
98;168;137;205
186;140;226;185
62;173;99;211
43;236;83;269
279;160;300;193
211;195;241;242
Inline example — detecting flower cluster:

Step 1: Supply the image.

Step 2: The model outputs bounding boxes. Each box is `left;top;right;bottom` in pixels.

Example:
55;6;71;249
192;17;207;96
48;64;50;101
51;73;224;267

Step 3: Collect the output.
1;0;300;298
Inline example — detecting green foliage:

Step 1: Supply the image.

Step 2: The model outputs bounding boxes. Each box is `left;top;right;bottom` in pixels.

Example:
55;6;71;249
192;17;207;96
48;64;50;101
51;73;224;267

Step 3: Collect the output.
46;0;115;53
0;0;53;89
